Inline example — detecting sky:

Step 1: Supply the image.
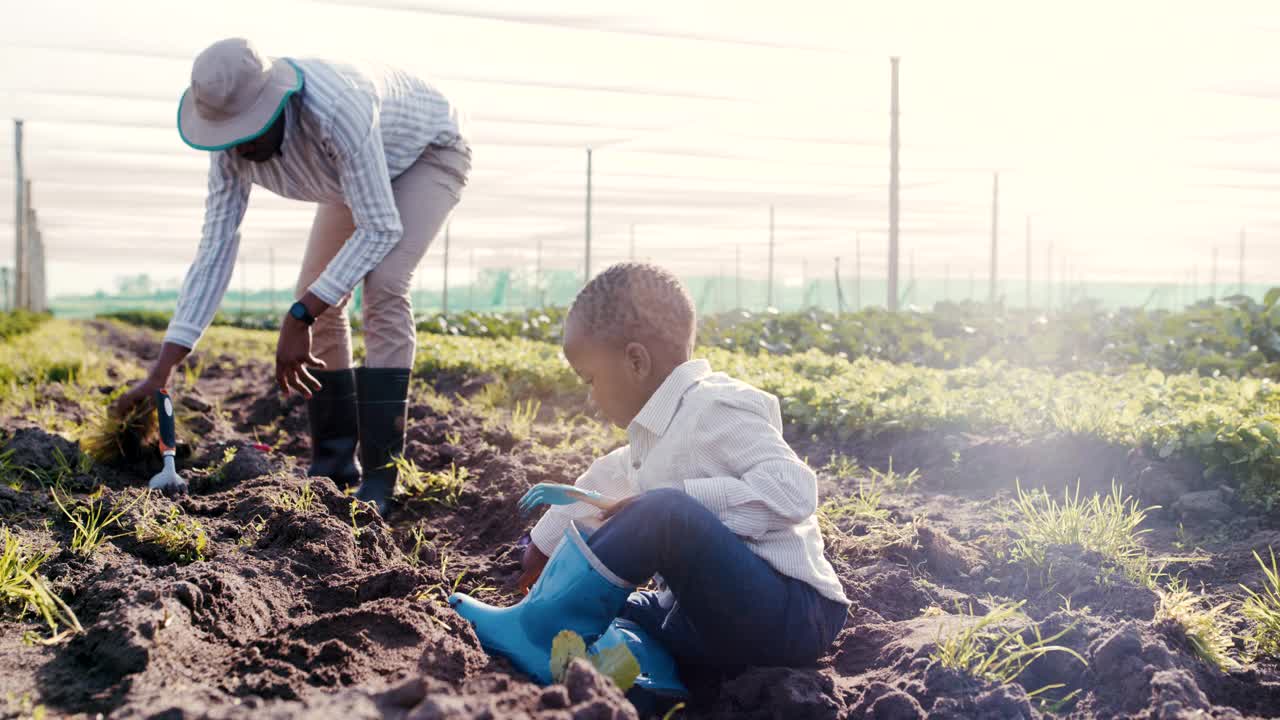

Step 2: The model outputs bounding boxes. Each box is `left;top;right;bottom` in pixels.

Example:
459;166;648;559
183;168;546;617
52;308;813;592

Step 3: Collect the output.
1;0;1279;297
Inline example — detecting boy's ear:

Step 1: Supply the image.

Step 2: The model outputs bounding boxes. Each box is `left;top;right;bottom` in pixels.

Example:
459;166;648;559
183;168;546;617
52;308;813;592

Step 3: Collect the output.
623;341;652;379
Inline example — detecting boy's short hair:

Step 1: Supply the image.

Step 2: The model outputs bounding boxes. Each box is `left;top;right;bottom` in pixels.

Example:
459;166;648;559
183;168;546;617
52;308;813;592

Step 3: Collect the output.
568;263;696;358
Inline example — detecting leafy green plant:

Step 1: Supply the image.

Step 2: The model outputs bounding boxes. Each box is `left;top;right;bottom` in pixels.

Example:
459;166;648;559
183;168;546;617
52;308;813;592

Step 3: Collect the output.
135;504;208;563
550;629;641;692
1241;547;1280;660
50;487;143;556
1155;579;1238;671
931;601;1085;696
0;528;82;641
1007;481;1158;588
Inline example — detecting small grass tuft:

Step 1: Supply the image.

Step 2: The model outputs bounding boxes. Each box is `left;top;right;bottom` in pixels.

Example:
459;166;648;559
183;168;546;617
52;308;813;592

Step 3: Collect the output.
50;487;143;556
1007;480;1158;588
134;502;208;563
931;600;1085;696
509;398;542;439
1155;579;1238;671
272;480;317;514
1241;547;1280;660
0;528;82;641
398;458;469;506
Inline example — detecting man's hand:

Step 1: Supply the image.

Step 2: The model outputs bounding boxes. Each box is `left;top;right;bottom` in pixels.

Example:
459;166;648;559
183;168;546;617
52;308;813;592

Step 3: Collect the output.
111;374;165;418
111;341;191;418
275;318;326;398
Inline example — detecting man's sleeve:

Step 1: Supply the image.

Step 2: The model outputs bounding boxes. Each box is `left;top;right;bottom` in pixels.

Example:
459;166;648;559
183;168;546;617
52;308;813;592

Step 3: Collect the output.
307;105;403;305
682;394;818;540
165;152;251;349
529;446;632;556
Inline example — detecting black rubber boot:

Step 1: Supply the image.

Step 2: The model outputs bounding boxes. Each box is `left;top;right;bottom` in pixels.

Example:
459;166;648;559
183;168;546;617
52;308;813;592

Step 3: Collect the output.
353;367;411;515
306;368;361;490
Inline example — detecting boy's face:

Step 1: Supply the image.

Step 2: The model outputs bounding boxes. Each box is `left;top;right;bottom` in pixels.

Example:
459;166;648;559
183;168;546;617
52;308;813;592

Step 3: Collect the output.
563;313;654;429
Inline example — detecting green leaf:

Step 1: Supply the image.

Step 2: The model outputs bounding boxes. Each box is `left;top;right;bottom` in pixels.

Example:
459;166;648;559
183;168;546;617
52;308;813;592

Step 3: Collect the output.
1264;287;1280;311
591;643;641;693
549;629;587;682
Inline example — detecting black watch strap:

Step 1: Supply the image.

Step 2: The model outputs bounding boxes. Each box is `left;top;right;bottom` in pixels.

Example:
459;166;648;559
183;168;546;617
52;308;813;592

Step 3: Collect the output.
289;301;316;326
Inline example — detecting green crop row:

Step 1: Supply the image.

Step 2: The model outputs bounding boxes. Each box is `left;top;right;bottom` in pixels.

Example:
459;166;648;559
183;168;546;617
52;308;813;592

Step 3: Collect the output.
413;333;1280;509
0;311;51;342
414;292;1280;379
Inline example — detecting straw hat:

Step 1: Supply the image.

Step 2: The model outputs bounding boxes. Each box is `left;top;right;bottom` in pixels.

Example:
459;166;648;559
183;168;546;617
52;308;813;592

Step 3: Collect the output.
177;38;302;151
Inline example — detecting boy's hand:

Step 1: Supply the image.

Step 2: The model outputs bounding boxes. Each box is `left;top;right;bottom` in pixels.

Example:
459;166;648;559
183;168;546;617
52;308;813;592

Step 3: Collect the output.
600;495;638;520
517;544;549;594
518;483;613;514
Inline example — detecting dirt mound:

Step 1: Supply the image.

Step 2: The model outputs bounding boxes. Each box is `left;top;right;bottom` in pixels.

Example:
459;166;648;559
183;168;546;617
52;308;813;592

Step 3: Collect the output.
1;320;1276;719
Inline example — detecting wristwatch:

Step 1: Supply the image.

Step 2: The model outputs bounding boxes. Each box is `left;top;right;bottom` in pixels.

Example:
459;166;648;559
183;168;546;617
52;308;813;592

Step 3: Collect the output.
288;301;315;326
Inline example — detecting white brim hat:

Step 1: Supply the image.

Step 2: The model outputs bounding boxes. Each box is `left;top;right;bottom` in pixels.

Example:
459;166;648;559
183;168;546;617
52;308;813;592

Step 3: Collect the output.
177;38;303;151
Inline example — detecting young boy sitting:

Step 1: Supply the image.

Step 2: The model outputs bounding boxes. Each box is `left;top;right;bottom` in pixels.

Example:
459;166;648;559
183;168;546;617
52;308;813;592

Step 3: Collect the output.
450;263;848;681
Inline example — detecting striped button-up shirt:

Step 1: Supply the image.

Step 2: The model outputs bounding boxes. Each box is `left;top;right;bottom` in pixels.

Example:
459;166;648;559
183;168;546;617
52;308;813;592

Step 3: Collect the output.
165;57;466;350
530;359;850;605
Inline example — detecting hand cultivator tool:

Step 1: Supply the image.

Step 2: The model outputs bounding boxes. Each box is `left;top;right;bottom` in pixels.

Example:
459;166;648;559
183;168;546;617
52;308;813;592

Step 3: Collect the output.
518;483;616;515
148;390;187;494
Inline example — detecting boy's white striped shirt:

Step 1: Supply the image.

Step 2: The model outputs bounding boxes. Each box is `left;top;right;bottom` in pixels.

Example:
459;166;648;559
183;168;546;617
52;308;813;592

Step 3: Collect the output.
531;359;850;605
165;57;466;350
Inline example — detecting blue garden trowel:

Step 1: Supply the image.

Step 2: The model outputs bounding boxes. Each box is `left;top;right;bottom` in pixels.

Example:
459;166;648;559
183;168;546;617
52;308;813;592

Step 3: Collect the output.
148;390;186;494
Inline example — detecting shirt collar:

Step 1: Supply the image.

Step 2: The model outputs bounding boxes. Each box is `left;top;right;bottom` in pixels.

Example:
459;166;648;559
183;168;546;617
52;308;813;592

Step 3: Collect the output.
628;359;712;439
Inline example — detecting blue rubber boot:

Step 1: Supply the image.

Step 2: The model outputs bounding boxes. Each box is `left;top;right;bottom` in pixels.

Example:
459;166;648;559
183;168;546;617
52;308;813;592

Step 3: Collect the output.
448;522;632;684
593;618;690;709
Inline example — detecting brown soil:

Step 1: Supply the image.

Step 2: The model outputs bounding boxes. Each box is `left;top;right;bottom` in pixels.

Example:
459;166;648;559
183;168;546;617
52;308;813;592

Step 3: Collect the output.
0;321;1276;719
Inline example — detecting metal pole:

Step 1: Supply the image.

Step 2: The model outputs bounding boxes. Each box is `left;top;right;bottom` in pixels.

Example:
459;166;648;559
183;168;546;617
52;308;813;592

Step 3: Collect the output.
767;205;775;308
888;58;901;312
989;172;999;304
13;120;24;311
21;180;32;310
834;257;845;314
442;222;451;314
1046;240;1054;312
1025;216;1031;309
584;147;592;284
1239;227;1246;296
854;230;861;311
0;268;8;311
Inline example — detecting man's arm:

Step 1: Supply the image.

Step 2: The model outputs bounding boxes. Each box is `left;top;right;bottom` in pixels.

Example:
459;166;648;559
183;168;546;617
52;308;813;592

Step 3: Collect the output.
165;152;251;350
306;109;403;306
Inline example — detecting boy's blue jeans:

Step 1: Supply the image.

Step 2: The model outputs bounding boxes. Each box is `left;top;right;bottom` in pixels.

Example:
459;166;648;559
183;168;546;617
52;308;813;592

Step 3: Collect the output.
587;488;848;669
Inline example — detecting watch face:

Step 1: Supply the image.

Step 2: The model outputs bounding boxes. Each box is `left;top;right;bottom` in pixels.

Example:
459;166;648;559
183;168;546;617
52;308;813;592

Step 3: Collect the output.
291;303;308;321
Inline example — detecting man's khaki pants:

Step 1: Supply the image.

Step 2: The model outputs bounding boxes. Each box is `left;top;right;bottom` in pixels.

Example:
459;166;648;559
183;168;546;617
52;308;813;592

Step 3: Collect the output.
295;145;469;370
